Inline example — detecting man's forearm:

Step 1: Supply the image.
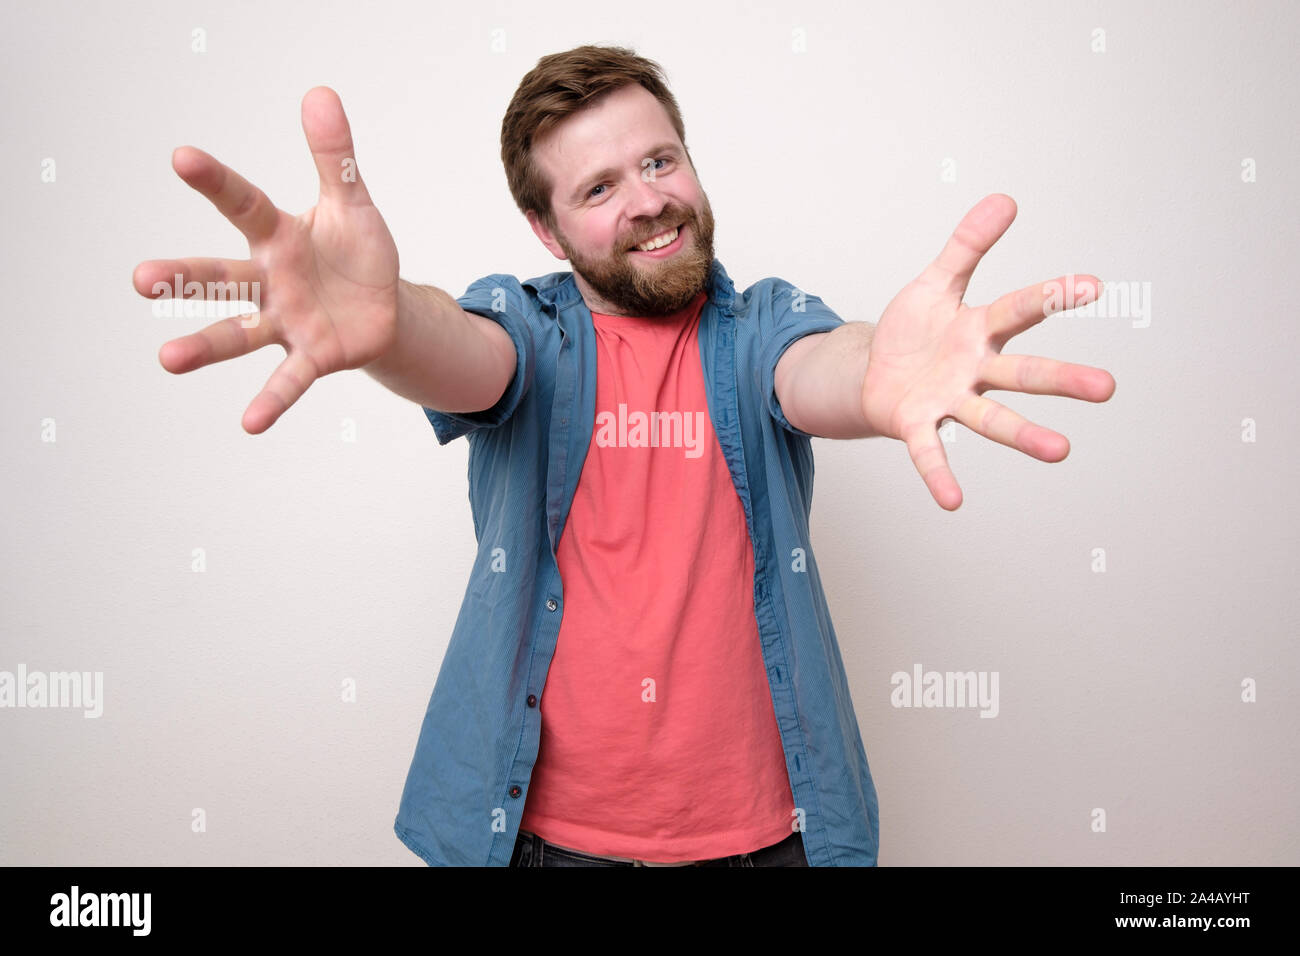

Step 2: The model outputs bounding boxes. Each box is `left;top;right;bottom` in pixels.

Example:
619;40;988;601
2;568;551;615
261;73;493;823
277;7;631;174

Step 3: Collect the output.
782;321;884;439
363;280;516;413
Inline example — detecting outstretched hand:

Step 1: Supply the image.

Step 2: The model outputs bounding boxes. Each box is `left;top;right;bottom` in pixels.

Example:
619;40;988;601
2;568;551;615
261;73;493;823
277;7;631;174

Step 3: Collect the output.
860;194;1115;510
133;87;400;434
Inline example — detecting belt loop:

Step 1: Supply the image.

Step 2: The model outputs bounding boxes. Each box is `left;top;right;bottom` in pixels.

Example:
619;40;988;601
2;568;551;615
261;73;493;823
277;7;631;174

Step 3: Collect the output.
516;832;533;867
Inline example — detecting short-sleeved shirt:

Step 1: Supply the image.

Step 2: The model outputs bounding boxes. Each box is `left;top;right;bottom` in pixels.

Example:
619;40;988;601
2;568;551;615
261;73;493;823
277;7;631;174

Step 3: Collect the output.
393;258;881;866
517;289;797;862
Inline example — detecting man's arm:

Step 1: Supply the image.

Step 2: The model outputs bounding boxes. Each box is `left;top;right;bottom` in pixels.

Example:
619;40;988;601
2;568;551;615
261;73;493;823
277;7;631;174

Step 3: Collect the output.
363;280;517;414
774;322;884;439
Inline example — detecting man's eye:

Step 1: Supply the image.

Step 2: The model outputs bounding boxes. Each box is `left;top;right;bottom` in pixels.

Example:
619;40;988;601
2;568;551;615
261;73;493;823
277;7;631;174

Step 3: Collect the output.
588;159;669;199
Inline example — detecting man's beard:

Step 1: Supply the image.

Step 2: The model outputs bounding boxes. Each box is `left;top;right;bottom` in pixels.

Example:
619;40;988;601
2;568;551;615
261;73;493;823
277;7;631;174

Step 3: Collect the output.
556;193;716;317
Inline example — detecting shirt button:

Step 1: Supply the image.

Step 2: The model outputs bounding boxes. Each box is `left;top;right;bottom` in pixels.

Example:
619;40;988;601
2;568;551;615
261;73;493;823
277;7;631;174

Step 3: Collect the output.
527;694;537;707
509;785;522;798
546;598;558;611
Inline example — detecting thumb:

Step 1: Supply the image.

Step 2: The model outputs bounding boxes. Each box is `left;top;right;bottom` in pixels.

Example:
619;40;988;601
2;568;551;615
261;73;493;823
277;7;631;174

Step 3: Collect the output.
301;86;373;205
919;193;1016;302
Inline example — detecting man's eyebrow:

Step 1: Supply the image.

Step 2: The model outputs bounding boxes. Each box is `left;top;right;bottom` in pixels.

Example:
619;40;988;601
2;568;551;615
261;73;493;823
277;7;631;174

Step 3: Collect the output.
569;142;684;202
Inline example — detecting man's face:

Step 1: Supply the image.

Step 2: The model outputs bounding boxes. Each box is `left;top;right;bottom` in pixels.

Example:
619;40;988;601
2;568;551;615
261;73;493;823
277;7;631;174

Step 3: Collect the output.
526;83;716;317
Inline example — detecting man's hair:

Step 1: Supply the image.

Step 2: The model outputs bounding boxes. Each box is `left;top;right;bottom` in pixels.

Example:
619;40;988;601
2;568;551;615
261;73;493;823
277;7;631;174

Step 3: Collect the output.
500;44;689;231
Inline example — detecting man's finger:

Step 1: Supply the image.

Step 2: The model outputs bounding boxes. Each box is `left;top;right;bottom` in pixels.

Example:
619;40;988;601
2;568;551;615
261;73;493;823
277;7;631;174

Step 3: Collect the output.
953;394;1069;462
301;86;373;205
918;194;1018;302
171;146;281;245
133;257;262;299
976;353;1116;403
986;273;1102;346
242;349;320;434
903;425;963;511
158;313;278;374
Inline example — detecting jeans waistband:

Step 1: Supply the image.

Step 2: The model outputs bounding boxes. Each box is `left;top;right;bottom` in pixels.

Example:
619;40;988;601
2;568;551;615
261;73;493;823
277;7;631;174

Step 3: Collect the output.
519;830;711;865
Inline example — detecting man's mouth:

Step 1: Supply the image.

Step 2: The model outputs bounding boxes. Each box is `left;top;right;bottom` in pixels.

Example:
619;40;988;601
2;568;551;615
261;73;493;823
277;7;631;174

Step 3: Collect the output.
628;223;685;255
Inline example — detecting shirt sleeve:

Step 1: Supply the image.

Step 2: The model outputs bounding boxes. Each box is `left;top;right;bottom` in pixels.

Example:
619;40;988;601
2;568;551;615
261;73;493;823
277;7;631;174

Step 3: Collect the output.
422;275;534;446
758;278;846;438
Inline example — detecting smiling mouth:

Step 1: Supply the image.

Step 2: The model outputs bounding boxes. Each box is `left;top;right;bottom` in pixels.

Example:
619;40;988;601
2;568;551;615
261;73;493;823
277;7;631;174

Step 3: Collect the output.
628;223;684;252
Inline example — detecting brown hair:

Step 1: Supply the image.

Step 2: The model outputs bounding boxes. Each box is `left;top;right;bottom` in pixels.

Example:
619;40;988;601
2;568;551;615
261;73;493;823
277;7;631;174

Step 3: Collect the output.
500;45;690;231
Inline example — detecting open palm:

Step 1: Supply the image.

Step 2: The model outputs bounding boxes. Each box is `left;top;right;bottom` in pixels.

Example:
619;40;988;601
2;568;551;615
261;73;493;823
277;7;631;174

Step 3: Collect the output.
860;194;1116;510
133;87;399;433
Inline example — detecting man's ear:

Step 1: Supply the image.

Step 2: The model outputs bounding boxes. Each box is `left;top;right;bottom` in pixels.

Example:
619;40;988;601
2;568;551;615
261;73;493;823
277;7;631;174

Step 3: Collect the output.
526;209;568;261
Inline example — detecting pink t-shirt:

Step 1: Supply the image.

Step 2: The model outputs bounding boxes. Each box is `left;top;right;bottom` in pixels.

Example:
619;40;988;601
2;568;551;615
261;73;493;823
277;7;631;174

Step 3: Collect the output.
518;290;796;862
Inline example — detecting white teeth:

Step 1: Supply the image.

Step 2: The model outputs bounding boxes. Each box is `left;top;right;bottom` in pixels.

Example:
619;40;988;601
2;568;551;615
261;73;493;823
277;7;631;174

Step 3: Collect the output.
634;226;679;252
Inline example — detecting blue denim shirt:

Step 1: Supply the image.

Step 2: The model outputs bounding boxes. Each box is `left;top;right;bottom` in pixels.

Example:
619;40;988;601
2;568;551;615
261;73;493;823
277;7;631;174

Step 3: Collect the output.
393;258;880;866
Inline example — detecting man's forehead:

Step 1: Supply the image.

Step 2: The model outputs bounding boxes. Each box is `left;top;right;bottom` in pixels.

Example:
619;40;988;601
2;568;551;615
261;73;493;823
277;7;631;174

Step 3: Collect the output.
536;87;679;187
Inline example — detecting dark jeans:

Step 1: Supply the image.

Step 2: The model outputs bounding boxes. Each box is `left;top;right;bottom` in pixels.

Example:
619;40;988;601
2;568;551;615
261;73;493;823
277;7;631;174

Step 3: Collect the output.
509;828;809;867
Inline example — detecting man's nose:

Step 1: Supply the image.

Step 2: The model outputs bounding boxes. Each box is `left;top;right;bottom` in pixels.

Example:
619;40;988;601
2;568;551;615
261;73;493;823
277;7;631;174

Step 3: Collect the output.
625;173;670;222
